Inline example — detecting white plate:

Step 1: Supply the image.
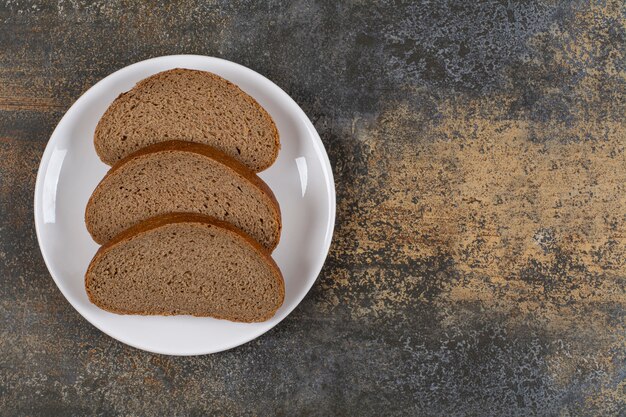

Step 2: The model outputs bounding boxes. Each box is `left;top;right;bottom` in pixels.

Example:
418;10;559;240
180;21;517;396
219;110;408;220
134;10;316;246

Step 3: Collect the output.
34;55;336;355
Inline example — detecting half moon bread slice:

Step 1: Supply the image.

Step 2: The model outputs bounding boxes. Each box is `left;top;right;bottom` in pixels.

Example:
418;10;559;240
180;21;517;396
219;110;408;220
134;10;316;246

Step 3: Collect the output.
85;213;285;322
94;68;280;172
85;140;281;251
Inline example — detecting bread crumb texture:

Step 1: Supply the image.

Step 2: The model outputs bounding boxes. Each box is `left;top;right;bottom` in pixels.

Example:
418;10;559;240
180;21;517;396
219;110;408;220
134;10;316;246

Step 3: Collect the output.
94;69;279;171
86;144;280;249
86;221;283;322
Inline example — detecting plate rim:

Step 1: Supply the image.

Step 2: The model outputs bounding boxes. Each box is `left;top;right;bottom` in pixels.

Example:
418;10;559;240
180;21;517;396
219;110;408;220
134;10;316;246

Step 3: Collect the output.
33;54;336;355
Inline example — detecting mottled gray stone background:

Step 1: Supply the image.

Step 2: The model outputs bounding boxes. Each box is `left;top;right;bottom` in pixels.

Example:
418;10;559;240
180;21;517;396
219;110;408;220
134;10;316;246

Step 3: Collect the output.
1;1;625;416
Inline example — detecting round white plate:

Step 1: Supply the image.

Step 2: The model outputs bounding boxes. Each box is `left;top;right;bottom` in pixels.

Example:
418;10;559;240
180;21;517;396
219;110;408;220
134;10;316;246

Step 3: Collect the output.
34;55;335;355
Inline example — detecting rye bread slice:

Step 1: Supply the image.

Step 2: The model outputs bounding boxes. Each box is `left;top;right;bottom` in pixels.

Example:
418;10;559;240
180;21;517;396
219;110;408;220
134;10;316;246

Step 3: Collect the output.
94;68;280;172
85;213;284;322
85;140;281;250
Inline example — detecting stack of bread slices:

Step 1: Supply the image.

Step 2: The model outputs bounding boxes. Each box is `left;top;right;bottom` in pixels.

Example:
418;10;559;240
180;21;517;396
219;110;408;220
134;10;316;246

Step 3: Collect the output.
84;69;284;322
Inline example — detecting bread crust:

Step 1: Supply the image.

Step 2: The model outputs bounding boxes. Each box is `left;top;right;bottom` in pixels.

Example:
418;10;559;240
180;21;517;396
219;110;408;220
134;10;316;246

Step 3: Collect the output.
85;140;282;249
85;213;285;322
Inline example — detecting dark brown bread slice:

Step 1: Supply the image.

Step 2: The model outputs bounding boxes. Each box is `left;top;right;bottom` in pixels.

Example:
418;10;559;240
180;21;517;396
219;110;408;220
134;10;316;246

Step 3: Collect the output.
85;140;281;250
94;68;280;172
85;213;285;322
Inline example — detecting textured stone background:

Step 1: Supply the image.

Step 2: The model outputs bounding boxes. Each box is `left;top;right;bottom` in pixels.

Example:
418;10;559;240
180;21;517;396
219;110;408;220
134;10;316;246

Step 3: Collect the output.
1;1;625;416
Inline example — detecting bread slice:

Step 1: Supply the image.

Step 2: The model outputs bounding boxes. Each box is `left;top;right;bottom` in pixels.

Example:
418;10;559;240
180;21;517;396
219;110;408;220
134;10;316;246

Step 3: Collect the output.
85;213;284;321
85;140;281;250
94;68;280;172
